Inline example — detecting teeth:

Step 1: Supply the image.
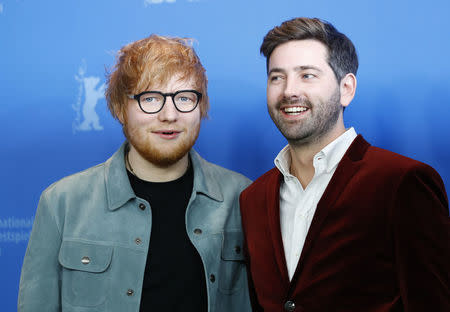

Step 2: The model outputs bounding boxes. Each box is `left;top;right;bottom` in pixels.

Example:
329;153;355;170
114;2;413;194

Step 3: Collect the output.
284;107;307;113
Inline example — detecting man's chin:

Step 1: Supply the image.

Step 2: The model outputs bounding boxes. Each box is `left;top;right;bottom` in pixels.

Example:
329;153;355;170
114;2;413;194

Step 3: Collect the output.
124;123;200;169
145;150;189;168
130;143;191;168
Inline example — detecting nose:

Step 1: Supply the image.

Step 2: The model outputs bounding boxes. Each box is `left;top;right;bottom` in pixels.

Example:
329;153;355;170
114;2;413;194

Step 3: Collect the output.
157;96;179;122
283;76;300;99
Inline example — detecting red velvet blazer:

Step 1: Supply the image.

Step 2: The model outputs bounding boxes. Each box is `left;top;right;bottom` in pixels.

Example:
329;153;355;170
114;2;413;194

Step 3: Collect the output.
240;135;449;312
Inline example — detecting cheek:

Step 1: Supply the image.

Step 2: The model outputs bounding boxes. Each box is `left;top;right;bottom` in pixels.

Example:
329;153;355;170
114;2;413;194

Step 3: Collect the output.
125;107;155;125
267;87;280;106
190;112;201;128
181;110;201;130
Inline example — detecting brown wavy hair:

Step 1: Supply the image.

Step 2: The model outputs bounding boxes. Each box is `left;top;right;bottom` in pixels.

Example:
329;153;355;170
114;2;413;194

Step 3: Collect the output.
260;17;358;82
106;34;209;121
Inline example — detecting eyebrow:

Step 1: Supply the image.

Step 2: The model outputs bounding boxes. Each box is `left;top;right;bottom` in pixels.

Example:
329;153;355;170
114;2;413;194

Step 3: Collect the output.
268;65;323;76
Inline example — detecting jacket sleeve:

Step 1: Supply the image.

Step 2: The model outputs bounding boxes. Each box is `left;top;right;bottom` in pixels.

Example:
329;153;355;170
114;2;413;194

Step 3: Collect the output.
242;240;264;312
18;191;62;312
240;192;264;312
393;164;450;311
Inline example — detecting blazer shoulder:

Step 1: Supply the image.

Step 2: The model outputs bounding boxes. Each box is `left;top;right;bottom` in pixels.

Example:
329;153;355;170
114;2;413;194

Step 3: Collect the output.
365;145;437;173
359;146;447;200
350;136;442;178
241;167;280;199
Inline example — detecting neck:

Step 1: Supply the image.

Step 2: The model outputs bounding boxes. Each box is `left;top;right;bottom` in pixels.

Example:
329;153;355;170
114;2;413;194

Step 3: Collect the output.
288;123;346;188
126;145;189;182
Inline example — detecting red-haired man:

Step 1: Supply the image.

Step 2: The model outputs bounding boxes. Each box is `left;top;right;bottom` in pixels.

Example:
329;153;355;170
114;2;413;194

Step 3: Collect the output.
19;35;252;312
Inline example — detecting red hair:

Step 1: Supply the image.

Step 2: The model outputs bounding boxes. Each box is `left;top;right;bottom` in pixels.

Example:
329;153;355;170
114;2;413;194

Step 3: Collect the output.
106;34;209;121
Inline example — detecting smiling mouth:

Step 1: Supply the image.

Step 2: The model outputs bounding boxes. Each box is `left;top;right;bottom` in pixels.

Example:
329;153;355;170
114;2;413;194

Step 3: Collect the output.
282;106;309;115
151;130;182;140
153;130;180;134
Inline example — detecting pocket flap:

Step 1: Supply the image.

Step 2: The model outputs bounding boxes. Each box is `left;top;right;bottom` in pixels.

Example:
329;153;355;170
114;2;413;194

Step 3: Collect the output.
221;230;245;261
59;240;113;273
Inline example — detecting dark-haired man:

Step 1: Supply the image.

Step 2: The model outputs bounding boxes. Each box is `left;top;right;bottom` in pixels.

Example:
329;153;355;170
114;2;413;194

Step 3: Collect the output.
19;35;252;312
240;17;449;311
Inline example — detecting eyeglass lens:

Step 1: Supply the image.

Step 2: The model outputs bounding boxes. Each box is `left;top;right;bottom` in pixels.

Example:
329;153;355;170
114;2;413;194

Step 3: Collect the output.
138;91;199;113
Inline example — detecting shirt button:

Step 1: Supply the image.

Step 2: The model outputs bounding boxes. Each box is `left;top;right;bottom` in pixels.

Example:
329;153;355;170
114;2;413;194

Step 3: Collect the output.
81;256;90;264
138;203;146;211
209;274;216;282
284;300;295;311
234;245;241;254
193;228;202;235
126;289;134;296
135;238;142;245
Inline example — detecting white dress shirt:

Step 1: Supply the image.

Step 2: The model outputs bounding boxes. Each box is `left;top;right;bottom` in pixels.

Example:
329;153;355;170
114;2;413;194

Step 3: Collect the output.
274;128;357;280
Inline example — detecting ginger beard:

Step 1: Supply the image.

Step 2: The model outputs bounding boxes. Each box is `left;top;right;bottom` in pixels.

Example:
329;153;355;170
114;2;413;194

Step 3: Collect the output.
269;86;342;147
123;121;200;168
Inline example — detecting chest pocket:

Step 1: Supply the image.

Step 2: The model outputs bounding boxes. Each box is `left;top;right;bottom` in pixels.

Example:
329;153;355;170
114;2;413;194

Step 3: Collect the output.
218;230;246;294
58;240;113;307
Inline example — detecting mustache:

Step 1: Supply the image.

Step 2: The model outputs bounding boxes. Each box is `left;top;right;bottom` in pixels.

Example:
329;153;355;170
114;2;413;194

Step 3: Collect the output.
276;96;312;108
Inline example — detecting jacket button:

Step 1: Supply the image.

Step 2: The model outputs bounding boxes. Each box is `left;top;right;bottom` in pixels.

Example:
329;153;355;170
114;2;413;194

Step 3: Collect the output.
234;245;241;254
209;274;216;282
126;289;134;296
135;238;142;245
193;228;202;235
138;203;146;211
81;256;90;264
284;300;295;311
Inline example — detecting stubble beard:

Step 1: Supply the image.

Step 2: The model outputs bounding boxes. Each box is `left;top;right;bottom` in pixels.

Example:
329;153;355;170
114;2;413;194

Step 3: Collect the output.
269;88;342;147
123;122;200;168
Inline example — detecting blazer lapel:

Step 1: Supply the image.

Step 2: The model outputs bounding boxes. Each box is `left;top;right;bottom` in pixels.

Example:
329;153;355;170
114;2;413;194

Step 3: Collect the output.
266;168;291;285
289;135;370;287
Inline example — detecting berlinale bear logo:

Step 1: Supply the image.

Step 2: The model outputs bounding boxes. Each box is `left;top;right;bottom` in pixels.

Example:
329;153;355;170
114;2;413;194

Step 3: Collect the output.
73;60;105;132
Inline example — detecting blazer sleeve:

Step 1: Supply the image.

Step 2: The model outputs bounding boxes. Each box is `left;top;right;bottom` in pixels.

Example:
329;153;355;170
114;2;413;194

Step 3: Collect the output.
240;192;264;312
392;163;450;311
18;191;62;312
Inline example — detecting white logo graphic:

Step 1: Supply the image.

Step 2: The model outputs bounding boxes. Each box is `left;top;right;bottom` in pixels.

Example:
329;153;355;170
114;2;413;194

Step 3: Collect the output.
144;0;201;5
73;59;105;132
144;0;175;5
144;0;203;7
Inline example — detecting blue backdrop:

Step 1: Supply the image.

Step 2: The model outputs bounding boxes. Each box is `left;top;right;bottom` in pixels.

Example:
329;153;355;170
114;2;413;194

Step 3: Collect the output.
1;0;449;310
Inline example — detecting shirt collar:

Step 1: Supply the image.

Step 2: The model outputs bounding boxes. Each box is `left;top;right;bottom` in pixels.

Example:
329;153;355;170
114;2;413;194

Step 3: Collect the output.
274;145;293;177
320;127;357;173
104;142;223;211
274;127;357;177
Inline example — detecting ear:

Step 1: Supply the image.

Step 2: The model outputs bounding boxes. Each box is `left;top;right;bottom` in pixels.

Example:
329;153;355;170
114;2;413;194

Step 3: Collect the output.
116;99;129;125
117;107;125;125
339;73;357;108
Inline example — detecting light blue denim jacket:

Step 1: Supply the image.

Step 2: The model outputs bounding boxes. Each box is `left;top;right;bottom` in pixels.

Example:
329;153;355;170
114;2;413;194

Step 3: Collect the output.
18;143;252;312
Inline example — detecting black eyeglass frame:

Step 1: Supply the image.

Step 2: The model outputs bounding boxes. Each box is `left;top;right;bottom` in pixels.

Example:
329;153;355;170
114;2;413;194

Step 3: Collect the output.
128;89;202;114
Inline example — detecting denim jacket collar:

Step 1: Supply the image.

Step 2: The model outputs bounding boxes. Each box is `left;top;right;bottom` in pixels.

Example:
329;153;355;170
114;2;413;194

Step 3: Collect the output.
190;148;224;202
105;142;223;211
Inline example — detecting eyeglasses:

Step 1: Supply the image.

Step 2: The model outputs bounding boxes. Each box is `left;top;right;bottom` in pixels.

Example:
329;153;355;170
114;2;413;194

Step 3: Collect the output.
128;90;202;114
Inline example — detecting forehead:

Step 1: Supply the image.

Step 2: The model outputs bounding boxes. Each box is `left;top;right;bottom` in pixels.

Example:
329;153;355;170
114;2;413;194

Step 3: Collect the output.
147;73;197;91
268;39;330;71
